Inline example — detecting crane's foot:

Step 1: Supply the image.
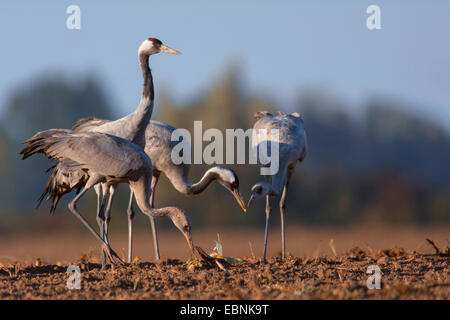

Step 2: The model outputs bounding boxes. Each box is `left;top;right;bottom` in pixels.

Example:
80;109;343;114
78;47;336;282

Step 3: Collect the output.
100;257;108;270
100;252;108;270
102;244;124;267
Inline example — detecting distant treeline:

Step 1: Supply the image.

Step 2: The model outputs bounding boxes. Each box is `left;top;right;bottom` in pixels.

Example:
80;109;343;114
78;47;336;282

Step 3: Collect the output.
1;66;449;226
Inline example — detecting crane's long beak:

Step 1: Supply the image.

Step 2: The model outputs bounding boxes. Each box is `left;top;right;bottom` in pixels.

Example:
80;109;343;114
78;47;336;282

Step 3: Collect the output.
184;232;195;256
247;194;257;208
160;45;181;55
231;188;247;213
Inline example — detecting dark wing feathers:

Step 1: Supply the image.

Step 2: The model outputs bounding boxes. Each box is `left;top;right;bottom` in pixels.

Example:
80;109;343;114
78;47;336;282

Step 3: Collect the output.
36;161;88;214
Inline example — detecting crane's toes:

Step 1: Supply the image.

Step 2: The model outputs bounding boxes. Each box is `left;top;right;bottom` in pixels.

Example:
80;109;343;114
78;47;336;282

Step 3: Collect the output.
102;244;124;267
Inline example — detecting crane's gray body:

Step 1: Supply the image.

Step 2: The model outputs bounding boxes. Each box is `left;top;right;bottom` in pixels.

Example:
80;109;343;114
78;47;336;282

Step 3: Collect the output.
144;120;192;193
91;105;152;148
25;130;152;181
70;118;190;191
252;111;307;194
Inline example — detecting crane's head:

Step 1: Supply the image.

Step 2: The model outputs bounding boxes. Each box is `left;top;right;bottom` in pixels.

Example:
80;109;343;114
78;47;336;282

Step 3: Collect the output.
139;38;181;56
211;167;247;212
247;182;272;207
168;207;194;255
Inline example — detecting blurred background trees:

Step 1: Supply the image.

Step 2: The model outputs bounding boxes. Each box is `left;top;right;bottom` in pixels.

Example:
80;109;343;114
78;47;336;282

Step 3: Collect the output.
1;65;449;230
0;74;115;216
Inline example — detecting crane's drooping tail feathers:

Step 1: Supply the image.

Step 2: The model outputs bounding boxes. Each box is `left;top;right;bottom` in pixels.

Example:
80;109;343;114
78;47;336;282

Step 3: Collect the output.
20;129;84;214
25;117;109;214
36;163;58;213
36;162;84;214
20;129;72;160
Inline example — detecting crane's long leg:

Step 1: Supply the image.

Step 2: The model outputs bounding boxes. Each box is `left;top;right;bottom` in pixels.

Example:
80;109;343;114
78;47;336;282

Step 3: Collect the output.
94;184;108;268
279;167;294;260
103;185;117;245
103;184;116;265
262;194;272;263
68;184;122;266
126;189;135;264
125;173;160;263
149;173;160;261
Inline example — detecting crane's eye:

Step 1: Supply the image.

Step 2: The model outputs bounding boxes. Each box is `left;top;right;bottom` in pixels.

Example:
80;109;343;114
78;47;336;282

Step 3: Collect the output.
184;225;190;232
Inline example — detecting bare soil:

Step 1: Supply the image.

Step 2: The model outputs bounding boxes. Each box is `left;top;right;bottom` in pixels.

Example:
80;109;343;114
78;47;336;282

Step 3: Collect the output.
0;251;448;300
0;226;448;300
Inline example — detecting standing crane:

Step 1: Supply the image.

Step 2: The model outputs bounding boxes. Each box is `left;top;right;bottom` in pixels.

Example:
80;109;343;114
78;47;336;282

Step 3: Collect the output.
21;129;195;266
34;37;180;266
247;111;307;262
43;118;247;263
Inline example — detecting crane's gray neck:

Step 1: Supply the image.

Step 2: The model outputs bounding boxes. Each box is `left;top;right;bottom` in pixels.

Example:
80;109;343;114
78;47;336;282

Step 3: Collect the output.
186;168;220;195
135;52;154;117
91;50;155;146
122;51;154;146
139;52;154;103
148;206;172;217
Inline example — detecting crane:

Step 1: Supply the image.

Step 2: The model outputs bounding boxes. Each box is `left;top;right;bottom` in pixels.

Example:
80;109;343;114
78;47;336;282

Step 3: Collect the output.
247;111;307;262
21;129;195;266
35;37;180;266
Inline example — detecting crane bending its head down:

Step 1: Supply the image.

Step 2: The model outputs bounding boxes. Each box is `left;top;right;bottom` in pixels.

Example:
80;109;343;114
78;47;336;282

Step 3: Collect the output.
247;182;273;206
246;111;307;262
20;129;195;263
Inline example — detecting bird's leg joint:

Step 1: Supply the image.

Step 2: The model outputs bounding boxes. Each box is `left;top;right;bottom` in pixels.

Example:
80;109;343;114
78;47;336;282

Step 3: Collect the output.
127;206;135;219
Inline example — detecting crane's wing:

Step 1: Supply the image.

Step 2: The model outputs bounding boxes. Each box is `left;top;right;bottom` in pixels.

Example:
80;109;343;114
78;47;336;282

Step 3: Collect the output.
72;117;110;132
252;113;307;164
50;132;148;178
22;130;148;178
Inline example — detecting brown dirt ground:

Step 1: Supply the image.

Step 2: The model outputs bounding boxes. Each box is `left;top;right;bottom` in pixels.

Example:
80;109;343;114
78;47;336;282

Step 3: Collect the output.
0;250;448;300
0;225;448;300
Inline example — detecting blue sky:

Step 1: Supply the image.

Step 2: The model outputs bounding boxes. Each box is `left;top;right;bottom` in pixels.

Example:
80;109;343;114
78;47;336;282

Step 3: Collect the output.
0;1;449;130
